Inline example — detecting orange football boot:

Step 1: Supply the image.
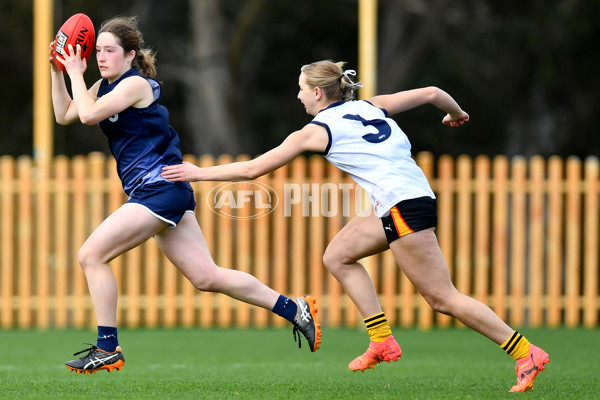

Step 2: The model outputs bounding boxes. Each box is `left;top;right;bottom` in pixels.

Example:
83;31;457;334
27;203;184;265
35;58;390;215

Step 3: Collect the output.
348;335;402;372
509;344;550;392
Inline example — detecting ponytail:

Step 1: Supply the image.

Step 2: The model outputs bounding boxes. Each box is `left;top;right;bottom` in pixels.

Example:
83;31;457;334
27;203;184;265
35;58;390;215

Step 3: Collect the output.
301;60;363;101
136;48;157;78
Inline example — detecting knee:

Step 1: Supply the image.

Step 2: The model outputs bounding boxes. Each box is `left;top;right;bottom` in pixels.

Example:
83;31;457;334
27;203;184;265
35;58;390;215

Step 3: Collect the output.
323;243;357;276
422;291;456;316
77;243;100;271
322;247;336;271
188;264;222;292
190;275;216;292
323;245;344;273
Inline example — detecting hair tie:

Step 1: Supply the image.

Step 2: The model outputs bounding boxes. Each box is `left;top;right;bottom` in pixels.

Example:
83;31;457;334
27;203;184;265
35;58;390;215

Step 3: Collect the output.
342;70;357;81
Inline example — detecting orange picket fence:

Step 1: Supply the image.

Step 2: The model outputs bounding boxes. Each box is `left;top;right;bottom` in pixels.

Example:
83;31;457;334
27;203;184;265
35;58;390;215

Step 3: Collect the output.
0;152;598;329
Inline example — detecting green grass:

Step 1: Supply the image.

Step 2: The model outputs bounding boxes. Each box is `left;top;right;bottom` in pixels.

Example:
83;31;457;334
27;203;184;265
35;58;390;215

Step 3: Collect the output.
0;327;598;399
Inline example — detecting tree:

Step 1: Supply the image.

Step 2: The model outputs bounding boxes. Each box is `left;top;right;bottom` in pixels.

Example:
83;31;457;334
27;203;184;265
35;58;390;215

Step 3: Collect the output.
376;0;600;157
1;1;598;158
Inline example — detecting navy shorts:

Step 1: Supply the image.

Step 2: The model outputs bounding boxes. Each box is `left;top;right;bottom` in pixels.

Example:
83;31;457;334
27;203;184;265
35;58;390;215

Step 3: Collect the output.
380;196;437;244
127;181;196;227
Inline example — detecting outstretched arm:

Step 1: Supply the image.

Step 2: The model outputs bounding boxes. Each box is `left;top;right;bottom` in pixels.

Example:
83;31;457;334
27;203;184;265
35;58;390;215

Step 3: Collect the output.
370;86;469;127
161;123;329;182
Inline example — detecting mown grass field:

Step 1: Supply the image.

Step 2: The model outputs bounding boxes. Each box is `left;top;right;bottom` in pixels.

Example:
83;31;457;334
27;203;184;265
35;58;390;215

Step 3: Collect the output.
0;327;598;399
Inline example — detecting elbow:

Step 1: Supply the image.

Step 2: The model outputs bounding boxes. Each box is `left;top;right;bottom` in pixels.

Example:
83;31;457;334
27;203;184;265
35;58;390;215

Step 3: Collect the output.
78;114;97;125
425;86;442;103
242;165;260;180
54;114;71;126
241;161;265;180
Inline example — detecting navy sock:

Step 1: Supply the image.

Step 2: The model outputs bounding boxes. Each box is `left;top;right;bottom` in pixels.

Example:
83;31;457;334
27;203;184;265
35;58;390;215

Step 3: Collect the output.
97;326;119;352
272;295;298;323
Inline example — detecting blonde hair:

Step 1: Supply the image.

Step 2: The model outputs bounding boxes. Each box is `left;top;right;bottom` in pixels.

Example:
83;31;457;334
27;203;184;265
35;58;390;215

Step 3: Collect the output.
300;60;363;101
99;16;157;78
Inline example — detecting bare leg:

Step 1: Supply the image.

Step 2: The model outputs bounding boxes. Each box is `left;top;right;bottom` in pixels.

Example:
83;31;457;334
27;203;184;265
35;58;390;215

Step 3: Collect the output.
323;209;389;317
390;228;513;344
323;208;513;345
154;213;280;310
78;204;168;326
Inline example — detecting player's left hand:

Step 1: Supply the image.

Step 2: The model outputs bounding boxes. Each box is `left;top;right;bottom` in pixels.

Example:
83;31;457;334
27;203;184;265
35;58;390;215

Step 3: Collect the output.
56;44;87;75
442;111;469;127
161;162;201;182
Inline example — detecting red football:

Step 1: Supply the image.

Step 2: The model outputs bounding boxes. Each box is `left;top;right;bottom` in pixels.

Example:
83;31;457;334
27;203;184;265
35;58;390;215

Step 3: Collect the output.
54;13;95;72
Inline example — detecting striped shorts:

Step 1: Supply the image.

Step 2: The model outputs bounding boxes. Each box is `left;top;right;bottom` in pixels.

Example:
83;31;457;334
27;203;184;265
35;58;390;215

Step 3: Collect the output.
380;196;437;244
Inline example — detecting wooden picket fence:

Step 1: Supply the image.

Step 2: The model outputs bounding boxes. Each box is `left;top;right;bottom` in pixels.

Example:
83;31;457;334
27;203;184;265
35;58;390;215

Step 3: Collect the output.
0;152;598;329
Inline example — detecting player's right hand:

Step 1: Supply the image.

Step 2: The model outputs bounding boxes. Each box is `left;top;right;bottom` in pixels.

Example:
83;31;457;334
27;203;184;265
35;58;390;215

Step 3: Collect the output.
49;41;60;72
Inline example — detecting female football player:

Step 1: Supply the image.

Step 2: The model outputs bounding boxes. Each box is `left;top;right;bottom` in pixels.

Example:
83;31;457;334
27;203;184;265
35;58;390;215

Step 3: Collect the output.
161;60;549;392
49;15;320;374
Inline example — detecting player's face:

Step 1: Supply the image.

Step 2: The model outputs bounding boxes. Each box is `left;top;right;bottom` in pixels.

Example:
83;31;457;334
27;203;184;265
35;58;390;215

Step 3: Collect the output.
96;32;134;83
297;73;319;116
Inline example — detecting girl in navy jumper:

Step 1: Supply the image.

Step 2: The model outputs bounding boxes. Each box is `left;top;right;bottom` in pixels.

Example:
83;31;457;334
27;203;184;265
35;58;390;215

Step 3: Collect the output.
50;15;320;374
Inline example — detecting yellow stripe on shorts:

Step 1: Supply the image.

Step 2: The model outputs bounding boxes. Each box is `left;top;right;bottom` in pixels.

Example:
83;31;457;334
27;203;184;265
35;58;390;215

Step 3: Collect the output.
390;206;414;237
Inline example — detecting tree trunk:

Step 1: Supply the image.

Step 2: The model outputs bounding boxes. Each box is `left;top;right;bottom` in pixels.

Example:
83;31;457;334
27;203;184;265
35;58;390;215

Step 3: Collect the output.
187;0;238;155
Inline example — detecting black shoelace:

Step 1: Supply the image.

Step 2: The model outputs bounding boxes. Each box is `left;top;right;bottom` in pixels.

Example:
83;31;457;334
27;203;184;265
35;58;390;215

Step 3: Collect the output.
72;343;98;357
292;324;303;349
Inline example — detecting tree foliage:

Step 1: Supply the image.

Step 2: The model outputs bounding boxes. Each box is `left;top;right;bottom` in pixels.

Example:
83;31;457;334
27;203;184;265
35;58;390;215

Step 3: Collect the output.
1;0;597;158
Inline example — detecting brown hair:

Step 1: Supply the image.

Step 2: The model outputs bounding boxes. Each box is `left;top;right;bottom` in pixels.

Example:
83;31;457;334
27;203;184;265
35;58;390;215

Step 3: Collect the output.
300;60;363;101
99;16;157;78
